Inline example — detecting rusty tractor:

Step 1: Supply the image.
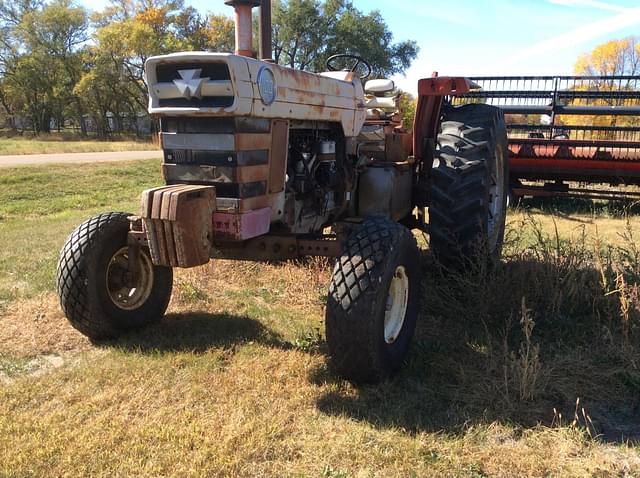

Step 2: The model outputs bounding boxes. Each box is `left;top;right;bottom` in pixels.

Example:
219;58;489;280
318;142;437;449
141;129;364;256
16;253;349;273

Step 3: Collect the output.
56;0;508;382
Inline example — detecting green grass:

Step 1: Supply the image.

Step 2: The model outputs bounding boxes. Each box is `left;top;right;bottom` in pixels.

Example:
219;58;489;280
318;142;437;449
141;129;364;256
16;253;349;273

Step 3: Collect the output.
0;160;163;301
0;137;156;155
1;161;640;476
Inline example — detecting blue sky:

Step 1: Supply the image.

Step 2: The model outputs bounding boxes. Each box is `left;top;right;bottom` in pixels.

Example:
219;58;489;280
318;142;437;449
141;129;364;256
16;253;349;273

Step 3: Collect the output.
78;0;640;93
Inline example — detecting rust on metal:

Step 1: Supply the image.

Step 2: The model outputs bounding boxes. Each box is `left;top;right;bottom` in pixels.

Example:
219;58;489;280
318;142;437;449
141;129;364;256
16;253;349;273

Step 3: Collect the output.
160;185;188;266
150;186;172;264
163;164;270;184
235;133;272;151
268;119;289;193
127;216;149;249
417;76;475;97
297;238;342;257
385;132;413;162
413;95;443;161
413;76;474;161
214;194;274;213
213;234;341;261
145;52;366;136
225;0;260;57
141;184;215;268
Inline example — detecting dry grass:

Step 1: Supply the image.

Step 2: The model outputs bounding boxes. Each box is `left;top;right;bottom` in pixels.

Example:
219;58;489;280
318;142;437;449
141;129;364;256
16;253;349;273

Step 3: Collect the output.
508;208;640;246
0;137;155;155
2;260;639;477
1;163;640;476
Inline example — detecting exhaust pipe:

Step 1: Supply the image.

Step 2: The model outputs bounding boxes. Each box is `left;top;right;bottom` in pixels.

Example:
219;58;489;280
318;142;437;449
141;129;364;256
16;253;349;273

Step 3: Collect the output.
259;0;272;60
224;0;272;60
224;0;259;57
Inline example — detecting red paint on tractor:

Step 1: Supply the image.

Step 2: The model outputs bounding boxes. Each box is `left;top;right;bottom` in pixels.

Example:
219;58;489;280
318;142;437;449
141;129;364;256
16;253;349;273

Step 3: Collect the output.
413;76;477;161
417;77;476;97
213;207;272;241
511;158;640;171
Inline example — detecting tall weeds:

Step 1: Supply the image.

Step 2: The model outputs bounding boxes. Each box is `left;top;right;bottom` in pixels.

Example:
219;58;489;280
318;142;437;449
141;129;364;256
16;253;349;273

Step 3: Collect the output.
504;298;542;403
419;212;640;425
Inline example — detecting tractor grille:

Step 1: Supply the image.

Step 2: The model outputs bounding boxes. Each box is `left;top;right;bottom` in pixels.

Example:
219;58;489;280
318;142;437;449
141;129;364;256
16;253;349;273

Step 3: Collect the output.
160;117;272;199
155;62;231;82
152;61;235;108
164;150;269;167
158;97;234;108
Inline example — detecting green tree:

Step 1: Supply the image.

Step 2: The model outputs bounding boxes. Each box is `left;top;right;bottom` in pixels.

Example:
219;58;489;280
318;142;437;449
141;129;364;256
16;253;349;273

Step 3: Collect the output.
84;0;234;135
88;0;235;120
0;0;413;135
0;0;42;129
0;0;87;133
272;0;418;77
206;14;235;53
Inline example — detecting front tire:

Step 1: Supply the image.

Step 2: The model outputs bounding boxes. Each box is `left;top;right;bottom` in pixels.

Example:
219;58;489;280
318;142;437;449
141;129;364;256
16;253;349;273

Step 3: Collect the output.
325;217;420;383
56;212;173;340
429;103;509;265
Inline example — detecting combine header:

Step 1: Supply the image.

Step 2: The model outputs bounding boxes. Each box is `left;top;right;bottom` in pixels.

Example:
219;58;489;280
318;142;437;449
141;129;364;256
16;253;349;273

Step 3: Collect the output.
453;75;640;201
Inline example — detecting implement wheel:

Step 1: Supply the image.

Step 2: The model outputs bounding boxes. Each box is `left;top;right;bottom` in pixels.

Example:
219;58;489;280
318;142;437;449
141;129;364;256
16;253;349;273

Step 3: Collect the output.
56;212;173;340
325;217;420;383
429;103;509;265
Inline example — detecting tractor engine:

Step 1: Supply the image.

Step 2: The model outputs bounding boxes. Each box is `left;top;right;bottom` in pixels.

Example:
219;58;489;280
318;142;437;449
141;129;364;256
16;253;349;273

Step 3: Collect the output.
285;125;348;233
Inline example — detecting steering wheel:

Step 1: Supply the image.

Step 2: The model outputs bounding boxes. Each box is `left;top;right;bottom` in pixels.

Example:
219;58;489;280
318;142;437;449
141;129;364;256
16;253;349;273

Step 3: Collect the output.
326;54;372;80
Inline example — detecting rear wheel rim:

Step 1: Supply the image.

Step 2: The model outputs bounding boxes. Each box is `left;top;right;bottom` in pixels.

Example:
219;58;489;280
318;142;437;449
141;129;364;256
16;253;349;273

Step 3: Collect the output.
487;143;506;250
106;247;154;310
384;266;409;344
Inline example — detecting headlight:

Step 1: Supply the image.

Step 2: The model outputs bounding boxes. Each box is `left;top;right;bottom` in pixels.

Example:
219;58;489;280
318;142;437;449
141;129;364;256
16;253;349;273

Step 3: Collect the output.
257;67;276;105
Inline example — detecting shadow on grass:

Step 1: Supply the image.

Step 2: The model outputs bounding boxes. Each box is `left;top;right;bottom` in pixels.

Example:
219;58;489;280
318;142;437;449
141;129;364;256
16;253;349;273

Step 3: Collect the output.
313;249;640;445
111;311;286;353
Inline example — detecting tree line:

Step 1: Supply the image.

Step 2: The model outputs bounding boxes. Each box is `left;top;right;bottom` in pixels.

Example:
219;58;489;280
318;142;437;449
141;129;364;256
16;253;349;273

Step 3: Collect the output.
0;0;418;137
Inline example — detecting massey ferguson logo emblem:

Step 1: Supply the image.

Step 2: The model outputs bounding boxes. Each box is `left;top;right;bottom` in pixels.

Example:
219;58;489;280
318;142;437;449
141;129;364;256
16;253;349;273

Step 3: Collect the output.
173;69;209;100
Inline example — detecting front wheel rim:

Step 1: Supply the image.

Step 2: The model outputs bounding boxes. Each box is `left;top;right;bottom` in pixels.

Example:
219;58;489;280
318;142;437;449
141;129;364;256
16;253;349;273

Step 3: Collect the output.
106;247;154;310
384;266;409;344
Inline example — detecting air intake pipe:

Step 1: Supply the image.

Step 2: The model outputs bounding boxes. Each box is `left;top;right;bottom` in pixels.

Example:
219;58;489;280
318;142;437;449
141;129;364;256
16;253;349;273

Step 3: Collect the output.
224;0;272;60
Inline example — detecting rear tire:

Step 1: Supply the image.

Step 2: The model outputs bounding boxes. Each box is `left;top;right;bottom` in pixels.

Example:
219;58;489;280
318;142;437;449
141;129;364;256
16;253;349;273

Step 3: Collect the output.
325;217;420;383
56;212;173;340
429;103;509;265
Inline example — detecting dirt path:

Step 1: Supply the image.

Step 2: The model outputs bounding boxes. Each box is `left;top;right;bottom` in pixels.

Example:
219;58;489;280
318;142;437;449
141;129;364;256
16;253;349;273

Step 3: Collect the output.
0;150;162;168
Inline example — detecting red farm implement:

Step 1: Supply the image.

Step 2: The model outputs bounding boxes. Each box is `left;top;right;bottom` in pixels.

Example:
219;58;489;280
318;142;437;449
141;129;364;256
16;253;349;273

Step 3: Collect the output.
453;75;640;201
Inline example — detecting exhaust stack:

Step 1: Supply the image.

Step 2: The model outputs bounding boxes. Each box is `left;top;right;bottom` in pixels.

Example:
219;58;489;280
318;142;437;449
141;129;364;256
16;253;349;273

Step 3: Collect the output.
224;0;271;60
259;0;272;60
224;0;260;57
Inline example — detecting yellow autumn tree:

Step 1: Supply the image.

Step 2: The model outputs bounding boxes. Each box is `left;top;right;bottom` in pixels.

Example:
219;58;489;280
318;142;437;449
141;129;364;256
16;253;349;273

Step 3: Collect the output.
568;37;640;131
574;37;640;77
